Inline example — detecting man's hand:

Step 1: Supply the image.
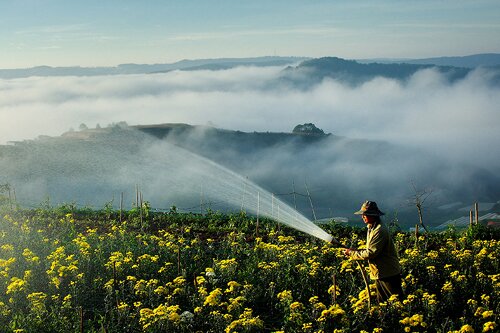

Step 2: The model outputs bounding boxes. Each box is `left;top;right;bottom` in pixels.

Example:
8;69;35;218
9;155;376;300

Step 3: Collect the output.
343;248;354;256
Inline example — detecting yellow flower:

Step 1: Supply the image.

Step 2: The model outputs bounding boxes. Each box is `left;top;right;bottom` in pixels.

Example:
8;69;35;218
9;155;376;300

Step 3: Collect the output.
117;302;129;312
482;310;494;319
302;322;313;330
483;321;496;332
22;248;40;263
459;324;475;332
441;281;453;293
196;275;207;285
290;301;304;311
328;284;341;296
6;277;26;294
318;304;345;322
277;290;293;302
227;296;246;312
27;292;47;314
0;301;10;316
204;288;222;306
309;296;319;304
172;276;186;285
225;280;241;293
215;258;238;271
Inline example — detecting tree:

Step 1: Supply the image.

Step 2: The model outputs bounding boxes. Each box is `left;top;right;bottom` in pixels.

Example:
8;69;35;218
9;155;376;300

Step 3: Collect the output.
408;180;433;232
292;123;326;136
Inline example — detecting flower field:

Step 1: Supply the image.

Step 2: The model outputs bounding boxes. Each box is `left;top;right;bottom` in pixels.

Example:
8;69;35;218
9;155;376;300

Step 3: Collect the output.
0;204;498;332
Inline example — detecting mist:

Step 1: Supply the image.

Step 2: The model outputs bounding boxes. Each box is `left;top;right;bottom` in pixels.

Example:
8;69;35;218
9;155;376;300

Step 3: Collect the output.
0;65;499;225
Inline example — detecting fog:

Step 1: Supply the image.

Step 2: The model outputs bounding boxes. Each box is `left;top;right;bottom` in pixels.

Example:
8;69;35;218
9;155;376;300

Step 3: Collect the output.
0;65;499;225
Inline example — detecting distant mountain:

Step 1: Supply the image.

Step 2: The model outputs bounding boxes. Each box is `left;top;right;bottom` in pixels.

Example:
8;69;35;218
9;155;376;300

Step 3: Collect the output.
3;54;499;83
279;56;499;86
375;53;500;68
0;56;308;79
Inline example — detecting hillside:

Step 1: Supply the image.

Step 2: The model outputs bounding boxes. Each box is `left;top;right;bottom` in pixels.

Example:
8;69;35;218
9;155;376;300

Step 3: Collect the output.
0;56;308;79
2;123;499;229
390;53;500;68
279;57;477;86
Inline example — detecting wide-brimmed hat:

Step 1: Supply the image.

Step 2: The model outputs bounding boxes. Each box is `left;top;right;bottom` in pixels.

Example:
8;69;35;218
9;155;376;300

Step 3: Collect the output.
354;201;385;216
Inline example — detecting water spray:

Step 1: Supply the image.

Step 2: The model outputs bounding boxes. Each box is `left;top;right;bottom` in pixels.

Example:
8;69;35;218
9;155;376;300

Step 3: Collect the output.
152;141;338;243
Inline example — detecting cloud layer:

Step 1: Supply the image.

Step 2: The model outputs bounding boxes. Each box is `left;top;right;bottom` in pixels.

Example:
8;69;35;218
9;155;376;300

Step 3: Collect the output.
0;65;499;224
1;65;498;167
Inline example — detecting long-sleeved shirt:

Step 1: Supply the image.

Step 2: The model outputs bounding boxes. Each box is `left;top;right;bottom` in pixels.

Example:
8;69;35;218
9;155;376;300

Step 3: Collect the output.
349;222;401;279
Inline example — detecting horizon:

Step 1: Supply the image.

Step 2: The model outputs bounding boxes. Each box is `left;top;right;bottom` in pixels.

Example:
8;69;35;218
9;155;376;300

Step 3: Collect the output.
2;53;500;71
1;1;500;69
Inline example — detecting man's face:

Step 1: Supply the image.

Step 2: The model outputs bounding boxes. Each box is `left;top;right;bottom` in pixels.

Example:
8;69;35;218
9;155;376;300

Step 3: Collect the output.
362;214;376;224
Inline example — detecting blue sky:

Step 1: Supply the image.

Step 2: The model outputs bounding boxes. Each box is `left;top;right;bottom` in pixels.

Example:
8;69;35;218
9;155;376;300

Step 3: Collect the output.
1;0;500;68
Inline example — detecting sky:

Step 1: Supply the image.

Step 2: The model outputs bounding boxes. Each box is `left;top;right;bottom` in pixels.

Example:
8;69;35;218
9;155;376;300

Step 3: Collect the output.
0;0;499;215
1;0;500;69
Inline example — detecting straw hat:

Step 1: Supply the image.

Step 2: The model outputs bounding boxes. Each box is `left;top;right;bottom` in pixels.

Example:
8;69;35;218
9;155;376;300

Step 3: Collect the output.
354;201;385;216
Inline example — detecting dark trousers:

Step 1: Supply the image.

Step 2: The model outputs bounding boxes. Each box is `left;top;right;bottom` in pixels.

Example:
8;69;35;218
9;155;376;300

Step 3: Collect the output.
375;274;403;303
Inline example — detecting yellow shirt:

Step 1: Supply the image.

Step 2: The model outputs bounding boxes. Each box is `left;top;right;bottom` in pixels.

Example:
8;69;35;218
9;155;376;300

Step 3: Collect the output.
349;222;401;279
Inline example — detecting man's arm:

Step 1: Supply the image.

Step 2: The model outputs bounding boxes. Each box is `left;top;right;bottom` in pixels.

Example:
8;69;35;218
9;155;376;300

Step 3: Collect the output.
347;227;387;260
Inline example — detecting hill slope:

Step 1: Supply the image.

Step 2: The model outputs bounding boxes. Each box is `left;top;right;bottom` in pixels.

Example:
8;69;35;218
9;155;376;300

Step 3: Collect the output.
2;123;499;229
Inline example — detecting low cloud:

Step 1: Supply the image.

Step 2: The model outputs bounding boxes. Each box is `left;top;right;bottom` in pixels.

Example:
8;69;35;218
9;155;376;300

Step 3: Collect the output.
0;65;499;222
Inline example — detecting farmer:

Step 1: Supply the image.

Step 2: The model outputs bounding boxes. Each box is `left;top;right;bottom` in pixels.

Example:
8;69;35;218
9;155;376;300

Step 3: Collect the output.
343;200;403;303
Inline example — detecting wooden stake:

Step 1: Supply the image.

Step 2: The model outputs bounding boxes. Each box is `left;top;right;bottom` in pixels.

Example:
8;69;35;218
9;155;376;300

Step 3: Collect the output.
304;181;317;222
271;193;275;218
200;184;204;215
140;192;143;232
474;202;479;225
256;192;260;237
80;306;84;333
470;210;474;227
415;224;419;247
135;184;139;208
277;204;281;232
177;247;181;275
292;181;297;210
120;192;123;223
332;273;337;304
8;186;12;210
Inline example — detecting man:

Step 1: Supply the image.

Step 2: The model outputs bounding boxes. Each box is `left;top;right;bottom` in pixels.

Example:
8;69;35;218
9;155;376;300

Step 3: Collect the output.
344;201;403;303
